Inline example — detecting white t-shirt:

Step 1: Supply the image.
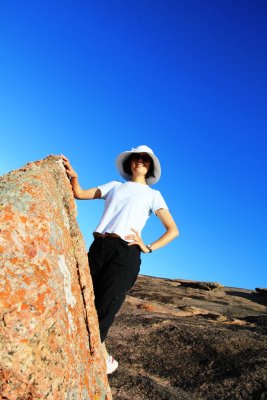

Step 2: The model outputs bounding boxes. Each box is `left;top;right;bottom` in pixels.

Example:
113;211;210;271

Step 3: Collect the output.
94;181;168;241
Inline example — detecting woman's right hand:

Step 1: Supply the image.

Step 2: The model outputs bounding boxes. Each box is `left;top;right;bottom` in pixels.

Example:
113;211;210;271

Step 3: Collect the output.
60;155;78;179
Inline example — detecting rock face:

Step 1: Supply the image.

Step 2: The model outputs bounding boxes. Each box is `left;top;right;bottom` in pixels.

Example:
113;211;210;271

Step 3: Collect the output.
256;288;267;298
108;275;267;400
0;156;112;399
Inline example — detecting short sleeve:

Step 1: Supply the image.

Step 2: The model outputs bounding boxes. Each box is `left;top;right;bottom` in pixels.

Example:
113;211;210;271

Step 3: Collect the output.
97;181;121;199
152;190;168;214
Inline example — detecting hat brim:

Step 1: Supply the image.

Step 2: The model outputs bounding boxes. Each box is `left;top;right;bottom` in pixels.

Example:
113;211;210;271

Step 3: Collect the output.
115;150;161;185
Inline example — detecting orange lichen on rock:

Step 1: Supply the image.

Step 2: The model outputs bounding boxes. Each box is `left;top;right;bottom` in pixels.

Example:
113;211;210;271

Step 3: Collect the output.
0;155;112;399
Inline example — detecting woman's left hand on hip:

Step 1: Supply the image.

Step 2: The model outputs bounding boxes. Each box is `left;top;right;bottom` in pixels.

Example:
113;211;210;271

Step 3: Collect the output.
125;228;150;253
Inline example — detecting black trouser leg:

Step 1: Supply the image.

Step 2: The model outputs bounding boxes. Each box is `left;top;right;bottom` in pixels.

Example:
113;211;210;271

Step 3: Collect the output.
88;237;141;342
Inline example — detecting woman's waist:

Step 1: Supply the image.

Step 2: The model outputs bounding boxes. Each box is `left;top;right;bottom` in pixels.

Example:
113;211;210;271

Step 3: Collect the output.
93;231;121;239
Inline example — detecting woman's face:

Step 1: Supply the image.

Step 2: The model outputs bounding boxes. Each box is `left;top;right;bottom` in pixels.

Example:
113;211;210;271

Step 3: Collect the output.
130;153;151;176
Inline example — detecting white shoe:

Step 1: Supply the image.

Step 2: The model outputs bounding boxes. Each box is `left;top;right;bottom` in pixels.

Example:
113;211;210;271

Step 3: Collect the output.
106;354;118;374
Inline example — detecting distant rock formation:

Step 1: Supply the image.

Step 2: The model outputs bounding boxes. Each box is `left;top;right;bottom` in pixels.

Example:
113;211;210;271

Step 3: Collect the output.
175;279;224;291
0;156;112;399
256;288;267;297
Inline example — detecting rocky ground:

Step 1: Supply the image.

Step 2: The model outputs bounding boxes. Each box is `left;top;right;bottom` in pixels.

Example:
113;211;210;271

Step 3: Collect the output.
107;275;267;400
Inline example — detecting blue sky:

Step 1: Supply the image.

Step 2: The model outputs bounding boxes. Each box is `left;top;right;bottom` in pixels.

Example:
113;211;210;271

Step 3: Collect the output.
1;0;266;289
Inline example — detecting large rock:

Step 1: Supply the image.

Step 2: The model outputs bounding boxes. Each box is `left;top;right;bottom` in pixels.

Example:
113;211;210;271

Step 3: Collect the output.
0;156;112;399
108;275;267;400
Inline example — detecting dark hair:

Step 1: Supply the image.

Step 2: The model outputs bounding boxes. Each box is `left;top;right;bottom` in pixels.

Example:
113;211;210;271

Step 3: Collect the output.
122;154;155;180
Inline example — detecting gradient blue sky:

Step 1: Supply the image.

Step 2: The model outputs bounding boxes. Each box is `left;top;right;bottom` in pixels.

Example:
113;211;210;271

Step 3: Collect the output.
1;1;266;289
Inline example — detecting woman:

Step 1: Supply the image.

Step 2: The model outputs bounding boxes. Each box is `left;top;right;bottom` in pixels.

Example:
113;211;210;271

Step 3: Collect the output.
61;145;179;374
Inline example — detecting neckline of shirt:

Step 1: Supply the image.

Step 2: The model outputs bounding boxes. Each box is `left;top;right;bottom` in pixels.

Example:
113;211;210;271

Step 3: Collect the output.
126;181;150;188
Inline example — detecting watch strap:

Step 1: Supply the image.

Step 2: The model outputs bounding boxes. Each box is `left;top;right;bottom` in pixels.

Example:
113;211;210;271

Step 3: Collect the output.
146;244;153;253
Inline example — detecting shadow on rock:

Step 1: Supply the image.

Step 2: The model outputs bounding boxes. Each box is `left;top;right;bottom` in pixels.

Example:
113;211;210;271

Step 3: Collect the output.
227;290;267;307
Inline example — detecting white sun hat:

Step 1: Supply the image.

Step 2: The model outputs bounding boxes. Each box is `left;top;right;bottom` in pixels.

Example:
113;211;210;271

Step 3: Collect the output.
115;145;161;185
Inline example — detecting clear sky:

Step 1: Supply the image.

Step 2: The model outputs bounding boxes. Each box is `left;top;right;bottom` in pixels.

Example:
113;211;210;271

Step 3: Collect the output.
1;1;266;289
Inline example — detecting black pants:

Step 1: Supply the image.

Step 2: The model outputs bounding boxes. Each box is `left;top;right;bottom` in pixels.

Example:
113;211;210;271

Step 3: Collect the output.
88;237;141;342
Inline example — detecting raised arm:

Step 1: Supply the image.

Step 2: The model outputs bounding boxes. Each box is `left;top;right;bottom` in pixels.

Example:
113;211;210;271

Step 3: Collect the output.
61;155;101;200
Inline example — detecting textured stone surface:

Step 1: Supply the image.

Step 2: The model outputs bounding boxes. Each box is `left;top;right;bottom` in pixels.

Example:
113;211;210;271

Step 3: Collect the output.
108;275;267;400
0;156;112;399
256;288;267;297
176;279;224;291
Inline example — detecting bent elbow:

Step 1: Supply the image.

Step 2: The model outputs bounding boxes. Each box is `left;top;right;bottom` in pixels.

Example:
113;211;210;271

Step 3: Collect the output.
74;192;84;200
74;189;87;200
174;227;179;239
168;226;179;241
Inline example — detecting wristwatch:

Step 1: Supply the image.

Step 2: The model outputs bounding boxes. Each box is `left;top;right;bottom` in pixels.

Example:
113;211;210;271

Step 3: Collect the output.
146;244;153;253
